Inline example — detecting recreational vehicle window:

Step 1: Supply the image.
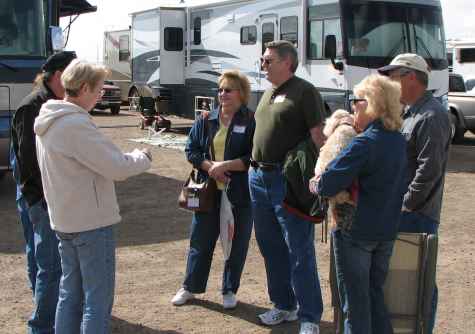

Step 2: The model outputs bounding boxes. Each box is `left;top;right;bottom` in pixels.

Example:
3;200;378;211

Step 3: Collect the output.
343;1;446;69
193;17;201;45
164;27;183;51
119;34;130;61
458;48;475;63
240;26;257;45
307;18;342;60
262;22;275;54
0;0;47;57
280;16;298;46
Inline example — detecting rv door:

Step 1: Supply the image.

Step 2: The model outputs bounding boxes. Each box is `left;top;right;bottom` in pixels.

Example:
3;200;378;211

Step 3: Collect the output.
160;9;186;85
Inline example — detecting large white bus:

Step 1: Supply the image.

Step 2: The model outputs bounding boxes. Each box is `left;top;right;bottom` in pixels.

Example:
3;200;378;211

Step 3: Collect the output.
128;0;448;119
0;0;96;176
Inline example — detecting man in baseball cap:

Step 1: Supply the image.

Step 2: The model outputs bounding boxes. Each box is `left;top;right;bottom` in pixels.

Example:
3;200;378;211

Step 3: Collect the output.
379;53;451;333
10;50;76;333
41;50;77;73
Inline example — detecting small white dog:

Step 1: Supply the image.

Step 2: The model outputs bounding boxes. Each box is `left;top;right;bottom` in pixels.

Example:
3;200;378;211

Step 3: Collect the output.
314;109;357;227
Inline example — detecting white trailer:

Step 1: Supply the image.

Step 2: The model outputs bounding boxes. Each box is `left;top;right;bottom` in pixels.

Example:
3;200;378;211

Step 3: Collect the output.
103;29;132;103
447;39;475;81
129;0;449;119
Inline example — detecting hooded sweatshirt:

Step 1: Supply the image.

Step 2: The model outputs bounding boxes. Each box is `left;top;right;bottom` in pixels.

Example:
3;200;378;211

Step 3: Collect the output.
34;100;151;233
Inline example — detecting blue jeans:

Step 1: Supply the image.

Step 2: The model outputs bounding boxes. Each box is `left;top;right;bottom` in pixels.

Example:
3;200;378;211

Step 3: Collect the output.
17;193;37;294
332;230;394;334
249;167;323;324
183;191;253;294
27;199;62;334
399;211;439;333
55;225;116;334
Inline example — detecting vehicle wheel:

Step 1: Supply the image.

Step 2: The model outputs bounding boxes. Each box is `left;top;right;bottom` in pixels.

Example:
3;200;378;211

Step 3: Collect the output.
449;112;465;143
110;106;120;115
129;89;140;112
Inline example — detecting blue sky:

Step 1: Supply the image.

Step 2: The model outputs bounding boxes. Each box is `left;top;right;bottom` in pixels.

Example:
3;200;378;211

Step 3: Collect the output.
61;0;475;62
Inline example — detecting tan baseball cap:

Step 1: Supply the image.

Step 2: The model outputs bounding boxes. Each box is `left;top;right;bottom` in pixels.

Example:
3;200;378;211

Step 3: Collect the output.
378;53;431;75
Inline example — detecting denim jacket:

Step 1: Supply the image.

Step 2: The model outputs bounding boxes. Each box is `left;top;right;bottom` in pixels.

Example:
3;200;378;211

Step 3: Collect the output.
185;105;255;207
317;120;407;241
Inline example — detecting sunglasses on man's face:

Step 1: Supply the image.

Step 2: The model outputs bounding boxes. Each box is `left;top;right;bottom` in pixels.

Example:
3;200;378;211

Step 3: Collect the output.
260;57;278;65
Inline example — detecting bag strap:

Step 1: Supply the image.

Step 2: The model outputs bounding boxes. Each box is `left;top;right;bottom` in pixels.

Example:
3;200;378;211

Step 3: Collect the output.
205;119;216;161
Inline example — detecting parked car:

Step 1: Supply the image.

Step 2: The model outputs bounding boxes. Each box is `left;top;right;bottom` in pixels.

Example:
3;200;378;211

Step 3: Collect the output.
448;73;475;142
93;80;122;114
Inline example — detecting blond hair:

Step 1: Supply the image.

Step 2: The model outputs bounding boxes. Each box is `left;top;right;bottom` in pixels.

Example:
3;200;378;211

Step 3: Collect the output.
354;74;403;131
61;59;110;97
218;70;251;105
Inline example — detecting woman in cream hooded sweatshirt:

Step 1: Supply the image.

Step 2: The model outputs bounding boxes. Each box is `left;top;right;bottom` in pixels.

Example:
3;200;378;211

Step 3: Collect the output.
34;59;152;334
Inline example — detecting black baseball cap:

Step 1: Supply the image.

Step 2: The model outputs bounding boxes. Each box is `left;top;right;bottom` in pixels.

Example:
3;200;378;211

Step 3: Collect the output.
41;51;77;73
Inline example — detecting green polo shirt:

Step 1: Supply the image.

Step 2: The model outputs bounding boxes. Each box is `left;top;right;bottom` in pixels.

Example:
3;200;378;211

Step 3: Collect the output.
252;76;324;163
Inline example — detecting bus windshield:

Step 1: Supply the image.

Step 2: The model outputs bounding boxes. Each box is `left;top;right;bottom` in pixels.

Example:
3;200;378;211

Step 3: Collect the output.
343;1;447;70
0;0;47;57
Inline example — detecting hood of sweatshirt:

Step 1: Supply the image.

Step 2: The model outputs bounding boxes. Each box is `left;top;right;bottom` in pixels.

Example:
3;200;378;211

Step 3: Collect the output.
34;100;90;136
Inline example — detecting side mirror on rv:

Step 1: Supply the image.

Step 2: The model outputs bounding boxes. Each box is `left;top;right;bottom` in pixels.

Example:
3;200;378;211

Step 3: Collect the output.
50;26;64;52
324;35;344;71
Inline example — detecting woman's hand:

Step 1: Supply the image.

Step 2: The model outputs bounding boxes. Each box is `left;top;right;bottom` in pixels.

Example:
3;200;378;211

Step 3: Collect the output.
309;175;321;194
208;161;231;184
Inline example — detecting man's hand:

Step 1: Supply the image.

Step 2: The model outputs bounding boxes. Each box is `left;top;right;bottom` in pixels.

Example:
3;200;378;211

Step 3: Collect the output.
208;161;231;184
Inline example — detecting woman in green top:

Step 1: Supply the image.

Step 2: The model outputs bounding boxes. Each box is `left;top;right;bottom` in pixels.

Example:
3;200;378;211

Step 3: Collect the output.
172;70;256;309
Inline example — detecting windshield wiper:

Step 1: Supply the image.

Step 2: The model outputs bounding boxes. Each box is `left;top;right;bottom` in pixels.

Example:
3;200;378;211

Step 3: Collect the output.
412;25;434;68
0;61;17;72
388;35;406;59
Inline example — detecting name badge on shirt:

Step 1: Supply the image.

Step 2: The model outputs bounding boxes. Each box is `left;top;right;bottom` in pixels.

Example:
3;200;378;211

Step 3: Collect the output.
273;95;286;103
233;125;246;134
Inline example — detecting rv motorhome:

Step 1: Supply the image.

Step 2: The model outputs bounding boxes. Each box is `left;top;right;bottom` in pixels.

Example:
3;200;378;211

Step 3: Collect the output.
0;0;97;176
447;39;475;80
103;29;132;103
128;0;449;119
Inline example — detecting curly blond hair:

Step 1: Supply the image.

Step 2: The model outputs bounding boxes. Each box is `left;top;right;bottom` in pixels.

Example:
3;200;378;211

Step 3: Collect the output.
218;70;251;105
354;74;403;131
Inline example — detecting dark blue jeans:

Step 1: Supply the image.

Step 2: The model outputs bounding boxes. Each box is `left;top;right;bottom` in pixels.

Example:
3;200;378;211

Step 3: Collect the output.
332;229;394;334
183;191;253;294
249;167;323;324
27;199;62;334
17;192;37;294
399;211;439;333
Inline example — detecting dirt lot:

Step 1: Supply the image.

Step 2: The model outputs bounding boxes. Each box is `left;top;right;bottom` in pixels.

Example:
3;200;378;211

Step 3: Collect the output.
1;109;474;334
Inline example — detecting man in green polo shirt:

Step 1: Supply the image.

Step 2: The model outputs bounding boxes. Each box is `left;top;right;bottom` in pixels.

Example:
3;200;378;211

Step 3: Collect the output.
249;40;325;334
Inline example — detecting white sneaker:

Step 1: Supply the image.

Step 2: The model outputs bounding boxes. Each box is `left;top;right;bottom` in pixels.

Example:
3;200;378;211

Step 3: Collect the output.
299;322;320;334
223;292;237;309
258;307;298;326
171;288;194;306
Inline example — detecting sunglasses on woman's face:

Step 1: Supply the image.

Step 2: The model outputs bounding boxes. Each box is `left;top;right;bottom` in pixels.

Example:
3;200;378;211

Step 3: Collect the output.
218;87;238;94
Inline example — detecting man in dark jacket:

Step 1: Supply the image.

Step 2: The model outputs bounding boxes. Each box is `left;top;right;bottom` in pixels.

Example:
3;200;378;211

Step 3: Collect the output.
379;53;451;333
11;51;76;334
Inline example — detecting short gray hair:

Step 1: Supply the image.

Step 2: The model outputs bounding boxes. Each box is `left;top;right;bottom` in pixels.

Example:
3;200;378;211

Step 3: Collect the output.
265;40;299;73
61;60;110;97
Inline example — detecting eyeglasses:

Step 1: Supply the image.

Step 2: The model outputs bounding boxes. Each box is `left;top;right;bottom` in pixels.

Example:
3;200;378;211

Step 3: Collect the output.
260;57;278;66
218;87;238;94
349;96;367;106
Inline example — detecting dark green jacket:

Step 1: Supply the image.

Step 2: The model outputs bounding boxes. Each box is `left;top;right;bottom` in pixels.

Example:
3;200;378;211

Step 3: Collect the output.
283;137;327;223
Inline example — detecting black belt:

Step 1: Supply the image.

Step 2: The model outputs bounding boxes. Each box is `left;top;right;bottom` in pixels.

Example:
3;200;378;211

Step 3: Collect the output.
250;160;281;171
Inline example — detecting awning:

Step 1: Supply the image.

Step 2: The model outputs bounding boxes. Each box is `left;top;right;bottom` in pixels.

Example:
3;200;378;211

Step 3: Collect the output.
60;0;97;17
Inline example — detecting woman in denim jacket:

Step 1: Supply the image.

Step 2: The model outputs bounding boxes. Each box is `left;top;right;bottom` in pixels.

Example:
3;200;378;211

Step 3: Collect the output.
314;75;407;334
172;70;255;309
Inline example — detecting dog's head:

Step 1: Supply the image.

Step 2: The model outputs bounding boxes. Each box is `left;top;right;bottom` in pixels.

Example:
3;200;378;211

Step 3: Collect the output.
323;109;354;138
